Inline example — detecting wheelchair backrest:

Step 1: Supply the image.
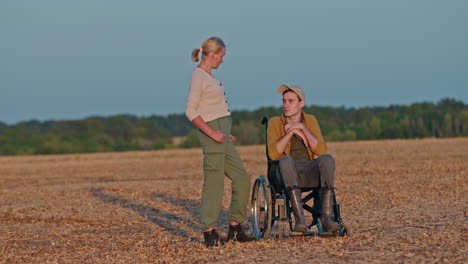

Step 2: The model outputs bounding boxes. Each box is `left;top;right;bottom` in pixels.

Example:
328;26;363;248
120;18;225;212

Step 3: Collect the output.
261;116;285;192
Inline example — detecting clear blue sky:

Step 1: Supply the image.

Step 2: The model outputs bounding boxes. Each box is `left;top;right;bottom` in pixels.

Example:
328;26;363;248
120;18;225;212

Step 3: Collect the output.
1;1;467;124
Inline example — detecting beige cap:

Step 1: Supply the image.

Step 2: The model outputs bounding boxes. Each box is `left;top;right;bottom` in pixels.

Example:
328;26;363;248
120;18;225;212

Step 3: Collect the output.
277;84;305;103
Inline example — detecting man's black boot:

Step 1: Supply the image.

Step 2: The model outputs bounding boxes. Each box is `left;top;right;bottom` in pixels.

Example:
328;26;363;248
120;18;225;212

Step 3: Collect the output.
288;187;308;233
226;224;255;242
203;229;224;247
319;187;340;232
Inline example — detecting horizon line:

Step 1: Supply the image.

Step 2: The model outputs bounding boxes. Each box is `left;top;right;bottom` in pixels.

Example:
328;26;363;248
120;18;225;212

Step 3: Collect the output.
1;97;465;126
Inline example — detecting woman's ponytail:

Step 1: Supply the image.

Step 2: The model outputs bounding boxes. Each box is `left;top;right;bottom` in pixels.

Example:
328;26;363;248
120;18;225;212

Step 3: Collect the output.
191;48;201;62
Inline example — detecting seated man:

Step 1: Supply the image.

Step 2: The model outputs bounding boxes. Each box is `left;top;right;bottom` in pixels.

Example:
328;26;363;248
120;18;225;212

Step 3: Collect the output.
267;84;340;234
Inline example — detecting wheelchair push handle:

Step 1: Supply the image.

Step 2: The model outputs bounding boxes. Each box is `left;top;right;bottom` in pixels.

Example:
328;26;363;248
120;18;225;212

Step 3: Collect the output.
261;116;269;126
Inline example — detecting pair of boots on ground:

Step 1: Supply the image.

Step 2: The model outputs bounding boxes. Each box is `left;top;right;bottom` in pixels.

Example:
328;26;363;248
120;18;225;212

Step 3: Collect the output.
203;223;255;247
289;186;340;233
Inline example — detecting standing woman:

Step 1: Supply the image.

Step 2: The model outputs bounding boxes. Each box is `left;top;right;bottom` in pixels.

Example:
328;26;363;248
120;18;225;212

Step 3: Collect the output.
185;37;254;247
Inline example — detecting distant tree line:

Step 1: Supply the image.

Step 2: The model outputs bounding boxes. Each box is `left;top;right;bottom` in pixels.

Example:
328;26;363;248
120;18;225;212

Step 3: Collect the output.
0;98;467;155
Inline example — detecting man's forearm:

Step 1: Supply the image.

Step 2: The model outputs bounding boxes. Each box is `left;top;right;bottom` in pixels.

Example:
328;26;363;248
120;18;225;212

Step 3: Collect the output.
303;128;319;151
275;132;293;154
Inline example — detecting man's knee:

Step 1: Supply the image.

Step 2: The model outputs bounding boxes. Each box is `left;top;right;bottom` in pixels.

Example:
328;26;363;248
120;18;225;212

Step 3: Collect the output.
279;156;297;177
279;156;295;169
318;154;335;170
317;154;335;187
279;156;298;187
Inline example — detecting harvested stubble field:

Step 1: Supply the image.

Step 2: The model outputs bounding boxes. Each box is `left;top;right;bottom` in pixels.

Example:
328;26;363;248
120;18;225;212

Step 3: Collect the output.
1;138;467;264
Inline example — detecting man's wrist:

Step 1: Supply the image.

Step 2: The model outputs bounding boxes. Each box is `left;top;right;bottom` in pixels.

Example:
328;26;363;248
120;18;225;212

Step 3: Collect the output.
300;123;307;131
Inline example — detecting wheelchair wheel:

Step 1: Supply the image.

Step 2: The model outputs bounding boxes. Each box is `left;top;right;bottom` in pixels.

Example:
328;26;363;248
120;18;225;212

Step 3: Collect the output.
250;175;273;239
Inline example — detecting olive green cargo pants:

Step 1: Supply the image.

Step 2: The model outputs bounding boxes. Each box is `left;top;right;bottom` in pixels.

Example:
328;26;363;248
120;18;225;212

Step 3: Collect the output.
197;116;250;229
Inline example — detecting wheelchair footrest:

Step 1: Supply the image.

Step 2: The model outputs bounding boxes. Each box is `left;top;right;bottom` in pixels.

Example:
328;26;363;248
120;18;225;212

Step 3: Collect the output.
318;232;340;238
290;230;317;237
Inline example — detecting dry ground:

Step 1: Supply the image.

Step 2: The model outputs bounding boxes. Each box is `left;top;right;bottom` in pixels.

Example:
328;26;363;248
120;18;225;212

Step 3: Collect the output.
1;138;467;263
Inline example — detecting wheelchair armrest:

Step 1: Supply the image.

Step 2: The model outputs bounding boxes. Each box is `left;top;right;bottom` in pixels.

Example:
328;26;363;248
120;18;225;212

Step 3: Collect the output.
268;159;279;166
267;159;284;192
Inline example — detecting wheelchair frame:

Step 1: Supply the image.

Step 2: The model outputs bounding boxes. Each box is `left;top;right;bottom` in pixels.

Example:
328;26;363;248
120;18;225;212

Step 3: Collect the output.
250;116;348;239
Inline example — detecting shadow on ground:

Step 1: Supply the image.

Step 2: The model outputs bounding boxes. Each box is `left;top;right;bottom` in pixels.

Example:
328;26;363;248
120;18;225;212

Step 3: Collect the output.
90;188;210;243
150;192;230;231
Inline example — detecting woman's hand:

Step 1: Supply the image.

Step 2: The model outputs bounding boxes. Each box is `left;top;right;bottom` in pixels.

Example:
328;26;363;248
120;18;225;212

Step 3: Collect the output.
230;135;236;142
210;130;226;143
191;116;226;144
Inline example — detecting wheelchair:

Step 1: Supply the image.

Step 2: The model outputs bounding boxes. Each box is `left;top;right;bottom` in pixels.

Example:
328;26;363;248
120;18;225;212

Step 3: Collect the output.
250;116;349;239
